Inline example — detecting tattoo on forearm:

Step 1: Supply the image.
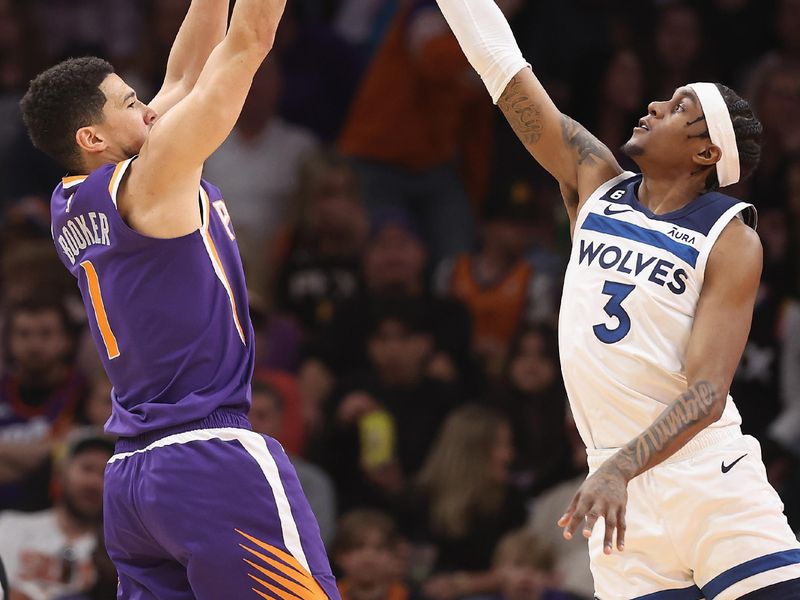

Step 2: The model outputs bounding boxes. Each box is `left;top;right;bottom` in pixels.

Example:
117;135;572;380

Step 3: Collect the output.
560;116;613;166
497;76;544;145
616;381;718;478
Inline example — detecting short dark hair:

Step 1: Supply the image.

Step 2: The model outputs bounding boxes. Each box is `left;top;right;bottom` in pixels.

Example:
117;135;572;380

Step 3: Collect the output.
20;57;114;172
703;83;763;192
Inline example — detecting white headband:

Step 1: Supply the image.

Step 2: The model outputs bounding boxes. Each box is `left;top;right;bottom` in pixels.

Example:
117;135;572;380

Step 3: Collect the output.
687;82;740;187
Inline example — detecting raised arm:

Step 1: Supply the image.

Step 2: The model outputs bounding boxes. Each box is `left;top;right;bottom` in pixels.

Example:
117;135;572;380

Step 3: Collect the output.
148;0;231;117
434;0;622;222
559;218;763;554
120;0;286;238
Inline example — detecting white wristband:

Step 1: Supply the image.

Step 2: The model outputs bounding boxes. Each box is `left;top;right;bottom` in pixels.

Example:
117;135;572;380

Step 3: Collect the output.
435;0;529;103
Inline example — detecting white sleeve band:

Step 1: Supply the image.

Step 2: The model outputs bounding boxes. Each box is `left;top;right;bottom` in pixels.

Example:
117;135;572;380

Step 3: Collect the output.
434;0;530;103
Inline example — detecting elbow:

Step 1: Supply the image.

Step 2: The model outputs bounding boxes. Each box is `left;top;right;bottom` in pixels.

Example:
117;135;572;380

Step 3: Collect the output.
228;22;276;59
696;380;727;423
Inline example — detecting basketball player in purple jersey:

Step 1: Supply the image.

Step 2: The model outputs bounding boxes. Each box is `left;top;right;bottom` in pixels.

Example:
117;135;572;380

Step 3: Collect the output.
434;0;800;598
20;1;339;598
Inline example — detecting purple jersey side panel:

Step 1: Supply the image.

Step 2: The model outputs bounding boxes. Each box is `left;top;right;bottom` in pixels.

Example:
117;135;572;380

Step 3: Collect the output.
50;158;255;437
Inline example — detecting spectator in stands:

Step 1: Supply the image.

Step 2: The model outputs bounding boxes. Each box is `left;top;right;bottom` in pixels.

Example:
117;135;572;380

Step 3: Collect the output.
0;429;113;600
76;373;112;430
248;376;337;545
647;2;716;100
332;509;420;600
402;404;527;600
527;413;593;599
746;58;800;204
490;528;583;600
436;179;554;377
0;298;86;511
316;298;461;511
204;57;318;292
54;532;117;600
249;291;304;375
494;325;574;495
299;208;472;430
339;0;493;260
570;48;645;169
274;149;369;333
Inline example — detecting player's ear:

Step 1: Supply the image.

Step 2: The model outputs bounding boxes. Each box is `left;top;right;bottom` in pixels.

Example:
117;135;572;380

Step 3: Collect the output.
692;143;721;169
75;126;107;155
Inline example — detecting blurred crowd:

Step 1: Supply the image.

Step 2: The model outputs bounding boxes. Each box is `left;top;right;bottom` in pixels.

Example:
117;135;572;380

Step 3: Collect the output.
1;0;800;598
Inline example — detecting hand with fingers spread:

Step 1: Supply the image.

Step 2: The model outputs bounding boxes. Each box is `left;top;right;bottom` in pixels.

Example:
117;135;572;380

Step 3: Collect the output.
557;463;628;555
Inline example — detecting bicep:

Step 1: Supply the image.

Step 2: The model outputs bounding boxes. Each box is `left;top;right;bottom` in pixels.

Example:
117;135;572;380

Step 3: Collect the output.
496;68;622;209
685;221;762;394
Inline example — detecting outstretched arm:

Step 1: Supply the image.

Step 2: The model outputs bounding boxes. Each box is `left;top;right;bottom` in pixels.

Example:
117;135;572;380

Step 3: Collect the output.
121;0;286;238
434;0;622;223
148;0;231;116
559;218;763;554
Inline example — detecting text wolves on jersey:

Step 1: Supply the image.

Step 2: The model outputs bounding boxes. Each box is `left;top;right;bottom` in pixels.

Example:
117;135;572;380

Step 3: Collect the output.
56;211;111;265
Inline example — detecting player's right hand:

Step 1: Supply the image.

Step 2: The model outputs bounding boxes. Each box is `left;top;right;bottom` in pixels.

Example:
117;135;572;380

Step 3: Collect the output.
557;463;628;554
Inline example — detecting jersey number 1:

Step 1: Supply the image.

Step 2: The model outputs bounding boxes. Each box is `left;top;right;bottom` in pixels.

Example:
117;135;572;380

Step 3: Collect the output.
593;281;635;344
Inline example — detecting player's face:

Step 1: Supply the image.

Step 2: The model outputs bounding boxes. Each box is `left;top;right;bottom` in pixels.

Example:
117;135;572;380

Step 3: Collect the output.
97;74;157;158
61;449;109;523
622;86;710;171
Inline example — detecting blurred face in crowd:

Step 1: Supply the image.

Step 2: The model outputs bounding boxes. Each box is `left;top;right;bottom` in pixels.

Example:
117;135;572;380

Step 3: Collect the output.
248;388;283;439
308;168;368;255
8;308;71;382
363;225;427;294
509;331;556;394
655;4;701;71
490;421;514;484
368;318;433;388
603;50;644;113
622;87;718;177
484;220;532;260
757;67;800;139
498;562;552;600
61;448;109;525
335;528;398;588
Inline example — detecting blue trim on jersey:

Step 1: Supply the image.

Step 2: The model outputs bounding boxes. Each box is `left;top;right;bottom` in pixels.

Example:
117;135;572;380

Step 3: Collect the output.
582;213;699;267
701;549;800;599
603;175;754;235
631;585;703;600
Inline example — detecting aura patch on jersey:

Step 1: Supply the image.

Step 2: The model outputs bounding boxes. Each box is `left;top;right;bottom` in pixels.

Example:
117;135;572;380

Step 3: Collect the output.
577;238;688;295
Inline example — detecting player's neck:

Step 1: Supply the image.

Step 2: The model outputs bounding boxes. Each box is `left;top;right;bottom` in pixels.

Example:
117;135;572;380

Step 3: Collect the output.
637;174;706;215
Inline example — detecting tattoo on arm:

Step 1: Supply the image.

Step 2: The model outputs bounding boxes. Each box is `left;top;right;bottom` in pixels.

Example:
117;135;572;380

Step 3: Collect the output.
497;76;544;146
560;116;615;167
614;381;718;480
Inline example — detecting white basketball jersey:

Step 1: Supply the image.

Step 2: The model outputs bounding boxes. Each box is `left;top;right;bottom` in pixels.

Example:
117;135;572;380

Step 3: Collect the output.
559;172;757;450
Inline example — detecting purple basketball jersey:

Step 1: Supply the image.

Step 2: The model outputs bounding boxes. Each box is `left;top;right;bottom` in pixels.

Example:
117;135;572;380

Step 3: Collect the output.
50;158;255;437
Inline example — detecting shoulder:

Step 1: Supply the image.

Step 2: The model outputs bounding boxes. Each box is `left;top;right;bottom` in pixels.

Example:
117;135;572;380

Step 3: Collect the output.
704;217;762;295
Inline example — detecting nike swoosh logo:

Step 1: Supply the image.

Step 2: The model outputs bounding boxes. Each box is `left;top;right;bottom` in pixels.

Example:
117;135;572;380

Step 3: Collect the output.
603;205;633;216
721;453;748;473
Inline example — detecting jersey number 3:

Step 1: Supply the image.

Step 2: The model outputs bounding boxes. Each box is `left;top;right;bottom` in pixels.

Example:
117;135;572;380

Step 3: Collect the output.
593;281;635;344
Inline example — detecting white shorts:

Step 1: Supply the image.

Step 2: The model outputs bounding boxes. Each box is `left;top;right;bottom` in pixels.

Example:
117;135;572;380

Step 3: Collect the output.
586;427;800;599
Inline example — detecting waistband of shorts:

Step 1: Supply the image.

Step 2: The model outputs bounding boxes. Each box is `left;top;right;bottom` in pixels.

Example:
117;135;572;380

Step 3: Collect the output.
586;425;742;470
114;408;251;453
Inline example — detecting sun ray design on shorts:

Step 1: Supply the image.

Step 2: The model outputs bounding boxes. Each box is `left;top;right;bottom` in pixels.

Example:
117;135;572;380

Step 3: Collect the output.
236;529;329;600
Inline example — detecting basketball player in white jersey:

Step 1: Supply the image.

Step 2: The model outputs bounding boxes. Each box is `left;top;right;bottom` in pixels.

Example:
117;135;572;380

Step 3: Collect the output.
433;1;800;599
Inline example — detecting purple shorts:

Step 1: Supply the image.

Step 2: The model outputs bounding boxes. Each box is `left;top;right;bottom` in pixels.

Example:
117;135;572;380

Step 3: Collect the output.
103;410;339;599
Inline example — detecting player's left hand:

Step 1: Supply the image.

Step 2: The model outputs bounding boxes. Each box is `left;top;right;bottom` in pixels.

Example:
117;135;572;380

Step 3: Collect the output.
557;464;628;554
